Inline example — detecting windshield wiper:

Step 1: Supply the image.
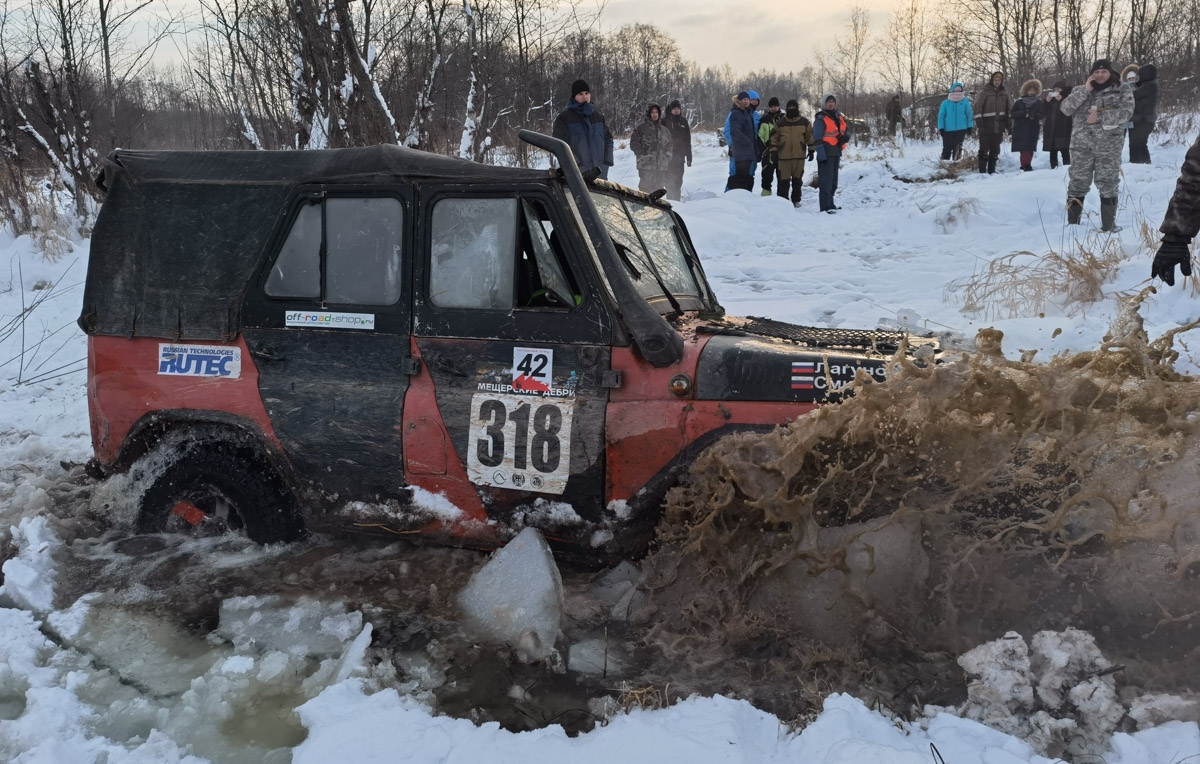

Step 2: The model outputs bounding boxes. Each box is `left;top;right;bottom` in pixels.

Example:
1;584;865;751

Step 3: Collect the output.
612;239;642;279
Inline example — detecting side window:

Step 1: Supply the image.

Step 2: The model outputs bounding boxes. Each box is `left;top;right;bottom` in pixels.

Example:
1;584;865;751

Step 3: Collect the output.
265;196;405;306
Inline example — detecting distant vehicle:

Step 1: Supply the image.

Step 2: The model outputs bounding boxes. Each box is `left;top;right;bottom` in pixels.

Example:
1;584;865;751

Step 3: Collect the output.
79;131;938;560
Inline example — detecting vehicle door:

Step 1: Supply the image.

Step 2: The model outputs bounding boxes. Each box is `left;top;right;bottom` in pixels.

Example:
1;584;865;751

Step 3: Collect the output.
411;183;614;537
240;185;413;508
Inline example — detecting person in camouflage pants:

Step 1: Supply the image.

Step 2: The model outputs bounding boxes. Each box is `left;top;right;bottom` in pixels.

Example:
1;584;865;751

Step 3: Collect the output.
1059;59;1135;231
1150;132;1200;286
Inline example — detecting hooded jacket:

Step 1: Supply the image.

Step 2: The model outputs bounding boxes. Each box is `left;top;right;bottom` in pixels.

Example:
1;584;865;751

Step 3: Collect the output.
1160;131;1200;241
1060;63;1134;137
1132;64;1159;125
1009;79;1044;152
974;73;1012;134
769;107;813;161
552;99;615;174
723;98;761;158
660;100;693;163
726;95;759;162
630;105;674;172
938;83;974;132
1042;81;1074;152
813;95;847;161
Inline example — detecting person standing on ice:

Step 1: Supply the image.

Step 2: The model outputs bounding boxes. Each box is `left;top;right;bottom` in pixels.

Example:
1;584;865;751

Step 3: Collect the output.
630;104;674;193
813;93;848;213
1149;132;1200;286
974;71;1011;174
552;79;614;179
758;97;783;196
1042;81;1073;169
1059;60;1134;232
661;100;692;200
1128;64;1158;164
1009;79;1044;171
769;99;814;207
937;83;973;161
724;91;758;192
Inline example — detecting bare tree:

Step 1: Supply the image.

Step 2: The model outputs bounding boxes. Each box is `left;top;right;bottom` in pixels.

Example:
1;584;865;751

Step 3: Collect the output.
877;0;936;107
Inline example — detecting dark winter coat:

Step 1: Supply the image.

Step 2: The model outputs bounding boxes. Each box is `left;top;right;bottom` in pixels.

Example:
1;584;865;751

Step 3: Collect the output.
1133;65;1159;126
1010;79;1044;152
974;78;1012;135
886;97;904;126
661;100;692;163
769;112;813;160
938;83;974;132
630;109;674;172
727;97;758;162
1160;132;1200;241
552;100;615;174
813;108;848;161
1042;82;1074;152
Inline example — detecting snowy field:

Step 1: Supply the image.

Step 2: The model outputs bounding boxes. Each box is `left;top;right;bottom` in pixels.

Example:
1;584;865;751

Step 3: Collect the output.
2;125;1200;762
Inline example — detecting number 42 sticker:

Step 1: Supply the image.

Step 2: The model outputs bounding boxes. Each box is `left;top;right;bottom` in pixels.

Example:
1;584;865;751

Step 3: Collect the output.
467;393;574;494
513;347;553;393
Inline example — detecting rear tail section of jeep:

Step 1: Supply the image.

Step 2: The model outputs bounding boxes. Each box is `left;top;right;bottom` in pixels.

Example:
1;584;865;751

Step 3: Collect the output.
80;133;933;556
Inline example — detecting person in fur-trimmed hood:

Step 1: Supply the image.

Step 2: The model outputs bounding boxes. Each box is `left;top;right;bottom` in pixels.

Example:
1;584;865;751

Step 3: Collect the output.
1042;80;1073;168
973;71;1011;173
1060;59;1135;231
1010;79;1044;171
1128;64;1159;164
724;91;758;192
630;104;674;193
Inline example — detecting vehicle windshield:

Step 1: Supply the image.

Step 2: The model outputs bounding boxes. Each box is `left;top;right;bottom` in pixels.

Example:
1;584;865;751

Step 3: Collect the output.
589;192;710;313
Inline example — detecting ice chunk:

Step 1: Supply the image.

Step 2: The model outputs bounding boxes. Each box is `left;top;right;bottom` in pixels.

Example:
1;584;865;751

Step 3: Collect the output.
958;630;1035;734
1129;693;1200;728
568;637;623;676
589;561;646;621
0;516;60;614
457;527;562;662
216;596;363;657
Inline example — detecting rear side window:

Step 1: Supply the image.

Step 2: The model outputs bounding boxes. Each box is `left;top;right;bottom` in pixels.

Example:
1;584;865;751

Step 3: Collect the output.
266;196;405;305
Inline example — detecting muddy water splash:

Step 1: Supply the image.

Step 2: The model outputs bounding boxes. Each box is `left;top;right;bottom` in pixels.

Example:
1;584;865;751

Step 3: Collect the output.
643;291;1200;719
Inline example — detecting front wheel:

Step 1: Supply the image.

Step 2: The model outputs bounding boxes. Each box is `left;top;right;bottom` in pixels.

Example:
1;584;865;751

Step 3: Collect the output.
135;439;306;543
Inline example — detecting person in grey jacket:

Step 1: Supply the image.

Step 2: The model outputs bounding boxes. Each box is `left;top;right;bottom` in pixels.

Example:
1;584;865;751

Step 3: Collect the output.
630;104;673;193
1059;60;1135;231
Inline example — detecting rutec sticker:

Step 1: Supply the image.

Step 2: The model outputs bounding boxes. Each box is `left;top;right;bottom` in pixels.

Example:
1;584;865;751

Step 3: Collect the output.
158;344;241;379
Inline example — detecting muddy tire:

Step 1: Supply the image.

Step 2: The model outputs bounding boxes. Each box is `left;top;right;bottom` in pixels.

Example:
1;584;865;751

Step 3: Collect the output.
136;440;305;543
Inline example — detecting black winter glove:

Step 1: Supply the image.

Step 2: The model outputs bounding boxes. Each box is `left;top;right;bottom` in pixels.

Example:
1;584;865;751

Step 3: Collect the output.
1151;239;1193;287
837;135;849;146
807;149;815;161
939;128;945;136
769;150;779;165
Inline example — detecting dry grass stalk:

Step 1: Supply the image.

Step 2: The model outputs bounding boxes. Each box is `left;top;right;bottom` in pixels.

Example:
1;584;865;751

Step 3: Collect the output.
617;682;672;713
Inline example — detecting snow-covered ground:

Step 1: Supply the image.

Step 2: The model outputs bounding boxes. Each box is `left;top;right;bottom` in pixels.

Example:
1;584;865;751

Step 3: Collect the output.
2;125;1199;762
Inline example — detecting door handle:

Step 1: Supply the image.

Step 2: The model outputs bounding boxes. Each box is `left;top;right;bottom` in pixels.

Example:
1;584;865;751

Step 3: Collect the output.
250;347;286;362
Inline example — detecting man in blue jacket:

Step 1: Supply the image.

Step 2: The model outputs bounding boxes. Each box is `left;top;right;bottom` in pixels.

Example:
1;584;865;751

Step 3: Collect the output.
724;90;762;183
813;94;848;213
724;91;758;192
552;79;614;178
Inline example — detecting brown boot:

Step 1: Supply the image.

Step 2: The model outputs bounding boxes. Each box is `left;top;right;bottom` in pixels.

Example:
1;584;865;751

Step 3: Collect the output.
1067;196;1084;225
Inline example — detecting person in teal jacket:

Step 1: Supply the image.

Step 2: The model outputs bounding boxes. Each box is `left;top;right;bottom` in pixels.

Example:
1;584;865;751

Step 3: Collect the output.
938;82;974;160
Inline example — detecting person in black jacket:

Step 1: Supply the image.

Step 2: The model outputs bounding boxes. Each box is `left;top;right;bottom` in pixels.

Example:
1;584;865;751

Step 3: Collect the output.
1010;79;1044;171
661;100;692;200
725;91;757;192
1129;64;1159;164
551;79;614;178
1150;131;1200;285
1042;81;1073;169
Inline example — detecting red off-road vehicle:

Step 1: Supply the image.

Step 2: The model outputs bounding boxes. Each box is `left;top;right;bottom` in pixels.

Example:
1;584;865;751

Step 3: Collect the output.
80;131;934;557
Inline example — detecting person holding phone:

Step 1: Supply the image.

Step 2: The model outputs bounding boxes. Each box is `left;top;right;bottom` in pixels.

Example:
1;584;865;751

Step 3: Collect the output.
1059;60;1135;231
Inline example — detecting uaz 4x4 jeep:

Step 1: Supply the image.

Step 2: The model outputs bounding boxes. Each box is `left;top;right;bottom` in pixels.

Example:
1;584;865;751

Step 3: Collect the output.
80;131;935;556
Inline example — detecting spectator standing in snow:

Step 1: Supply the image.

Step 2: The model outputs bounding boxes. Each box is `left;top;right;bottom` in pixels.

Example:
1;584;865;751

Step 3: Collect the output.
1060;59;1135;231
1042;81;1073;169
661;100;692;200
1150;131;1200;285
725;91;758;192
1010;79;1044;171
813;94;849;213
938;83;973;161
974;71;1011;174
885;95;905;139
768;99;813;207
1129;64;1159;164
630;104;673;193
552;79;614;179
758;97;783;196
723;89;762;181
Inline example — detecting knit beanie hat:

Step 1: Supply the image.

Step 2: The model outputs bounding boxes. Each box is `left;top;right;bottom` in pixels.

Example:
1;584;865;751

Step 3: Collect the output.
571;79;590;98
1090;59;1113;74
768;96;780;107
667;99;681;111
736;90;750;101
785;99;800;117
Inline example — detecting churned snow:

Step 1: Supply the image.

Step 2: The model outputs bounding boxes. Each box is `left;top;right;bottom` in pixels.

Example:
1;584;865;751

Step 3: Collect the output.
3;124;1200;761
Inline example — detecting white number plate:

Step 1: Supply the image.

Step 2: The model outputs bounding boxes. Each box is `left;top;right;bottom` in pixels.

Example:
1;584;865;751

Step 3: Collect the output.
466;393;575;494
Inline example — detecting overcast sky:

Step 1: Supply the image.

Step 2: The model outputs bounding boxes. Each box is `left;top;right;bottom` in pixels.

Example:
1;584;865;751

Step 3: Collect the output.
597;0;885;78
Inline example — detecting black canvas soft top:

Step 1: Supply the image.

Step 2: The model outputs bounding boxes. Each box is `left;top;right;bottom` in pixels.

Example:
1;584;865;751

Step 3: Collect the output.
79;146;549;341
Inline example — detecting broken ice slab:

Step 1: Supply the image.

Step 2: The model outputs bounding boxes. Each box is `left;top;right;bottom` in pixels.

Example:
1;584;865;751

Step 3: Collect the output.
568;637;624;677
216;595;364;657
588;561;646;621
457;527;563;662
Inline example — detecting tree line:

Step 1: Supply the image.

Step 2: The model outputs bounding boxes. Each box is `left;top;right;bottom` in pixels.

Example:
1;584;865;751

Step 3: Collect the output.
2;0;1198;237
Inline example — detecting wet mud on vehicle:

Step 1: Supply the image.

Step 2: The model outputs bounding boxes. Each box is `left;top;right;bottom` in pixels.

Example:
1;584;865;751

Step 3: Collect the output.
79;131;938;559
